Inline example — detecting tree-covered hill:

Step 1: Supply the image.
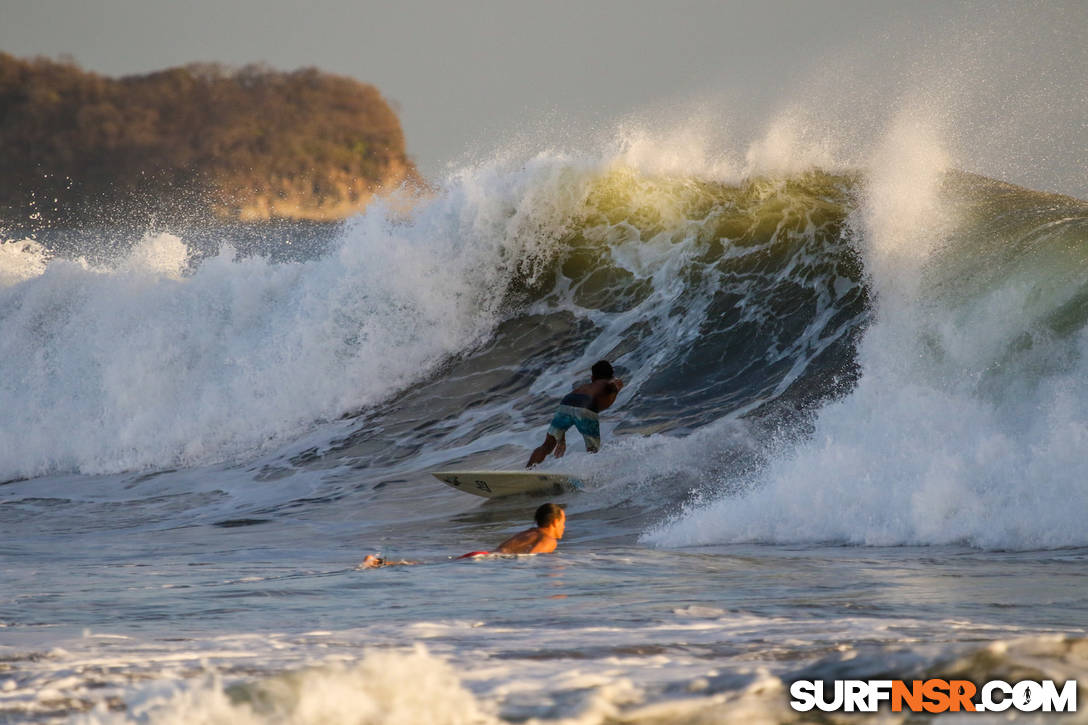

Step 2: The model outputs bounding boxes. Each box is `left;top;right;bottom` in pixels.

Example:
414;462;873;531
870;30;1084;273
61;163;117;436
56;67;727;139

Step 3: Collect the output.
0;53;422;226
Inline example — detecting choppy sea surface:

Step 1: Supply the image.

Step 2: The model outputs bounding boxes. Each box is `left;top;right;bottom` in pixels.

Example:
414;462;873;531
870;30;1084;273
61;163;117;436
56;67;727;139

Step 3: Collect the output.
2;127;1087;723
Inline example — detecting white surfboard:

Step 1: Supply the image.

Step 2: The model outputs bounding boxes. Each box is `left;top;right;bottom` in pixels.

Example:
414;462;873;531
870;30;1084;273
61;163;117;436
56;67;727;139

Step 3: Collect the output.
431;470;583;498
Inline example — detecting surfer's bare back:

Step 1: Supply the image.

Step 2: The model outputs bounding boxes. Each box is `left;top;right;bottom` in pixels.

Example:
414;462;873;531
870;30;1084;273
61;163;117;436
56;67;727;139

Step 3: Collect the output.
493;503;566;554
526;360;623;468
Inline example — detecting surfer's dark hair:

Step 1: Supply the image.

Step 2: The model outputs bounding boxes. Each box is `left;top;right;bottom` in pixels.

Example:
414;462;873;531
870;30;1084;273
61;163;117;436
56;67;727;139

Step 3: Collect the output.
535;503;565;528
591;360;614;380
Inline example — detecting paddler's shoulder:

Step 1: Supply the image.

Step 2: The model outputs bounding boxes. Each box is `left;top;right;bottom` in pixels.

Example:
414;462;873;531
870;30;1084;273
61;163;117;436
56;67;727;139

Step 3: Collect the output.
497;526;549;554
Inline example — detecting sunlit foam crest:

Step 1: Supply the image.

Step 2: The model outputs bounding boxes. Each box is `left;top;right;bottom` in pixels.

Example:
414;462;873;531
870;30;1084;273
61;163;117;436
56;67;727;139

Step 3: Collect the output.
863;109;954;282
606;121;741;183
0;238;52;287
743;114;839;179
1;232;193;288
119;233;191;279
599;115;843;184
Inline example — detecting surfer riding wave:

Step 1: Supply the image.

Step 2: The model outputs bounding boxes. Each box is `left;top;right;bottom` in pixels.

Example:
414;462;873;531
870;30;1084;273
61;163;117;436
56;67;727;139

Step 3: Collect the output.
527;360;623;468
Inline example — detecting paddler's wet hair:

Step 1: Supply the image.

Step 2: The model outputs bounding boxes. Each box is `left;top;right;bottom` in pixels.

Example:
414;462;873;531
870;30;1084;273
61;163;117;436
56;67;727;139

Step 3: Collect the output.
535;503;565;528
591;360;614;380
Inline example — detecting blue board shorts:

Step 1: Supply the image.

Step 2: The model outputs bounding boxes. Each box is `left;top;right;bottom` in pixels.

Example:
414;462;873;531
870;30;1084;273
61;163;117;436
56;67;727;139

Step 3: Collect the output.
547;393;601;452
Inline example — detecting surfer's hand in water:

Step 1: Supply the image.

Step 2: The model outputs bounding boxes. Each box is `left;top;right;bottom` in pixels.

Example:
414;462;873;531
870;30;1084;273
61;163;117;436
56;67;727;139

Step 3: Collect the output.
358;554;420;569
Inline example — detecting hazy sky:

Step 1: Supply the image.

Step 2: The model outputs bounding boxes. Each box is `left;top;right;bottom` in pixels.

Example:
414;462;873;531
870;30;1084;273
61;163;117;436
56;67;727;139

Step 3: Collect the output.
2;0;1085;196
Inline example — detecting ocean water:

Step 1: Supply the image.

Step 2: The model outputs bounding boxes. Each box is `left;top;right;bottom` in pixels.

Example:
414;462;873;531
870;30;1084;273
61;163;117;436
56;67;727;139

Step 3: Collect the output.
1;121;1087;724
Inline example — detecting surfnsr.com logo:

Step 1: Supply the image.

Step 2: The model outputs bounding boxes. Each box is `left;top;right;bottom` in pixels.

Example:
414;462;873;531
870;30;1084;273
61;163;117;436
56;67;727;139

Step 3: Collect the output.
789;679;1077;713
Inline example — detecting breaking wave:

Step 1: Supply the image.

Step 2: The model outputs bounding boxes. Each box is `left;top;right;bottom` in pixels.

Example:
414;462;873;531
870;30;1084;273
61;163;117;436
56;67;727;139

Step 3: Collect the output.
2;124;1085;550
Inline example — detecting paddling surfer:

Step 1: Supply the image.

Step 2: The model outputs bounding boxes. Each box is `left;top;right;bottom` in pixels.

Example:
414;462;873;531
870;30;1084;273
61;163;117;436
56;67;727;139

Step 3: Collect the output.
526;360;623;468
360;503;567;567
494;502;566;554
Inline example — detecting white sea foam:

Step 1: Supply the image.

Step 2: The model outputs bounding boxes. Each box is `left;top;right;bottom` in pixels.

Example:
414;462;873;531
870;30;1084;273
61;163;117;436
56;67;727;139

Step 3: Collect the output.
742;114;839;179
647;108;1088;550
118;233;190;279
76;646;496;725
0;157;597;479
27;621;1081;725
0;238;51;287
